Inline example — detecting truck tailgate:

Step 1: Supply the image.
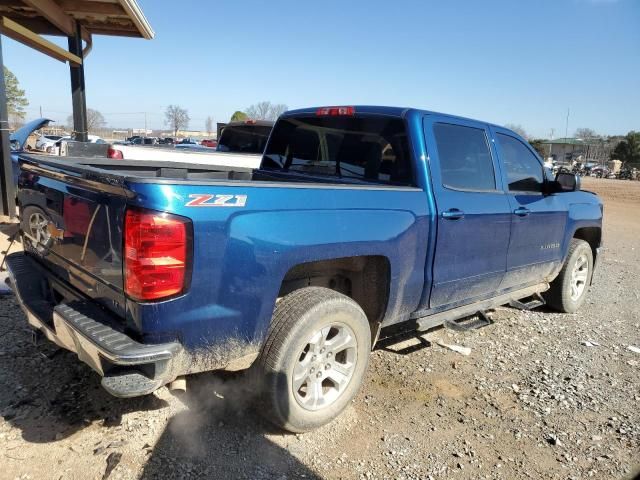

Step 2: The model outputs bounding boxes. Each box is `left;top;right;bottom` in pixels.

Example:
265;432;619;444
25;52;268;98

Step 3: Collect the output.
17;157;128;320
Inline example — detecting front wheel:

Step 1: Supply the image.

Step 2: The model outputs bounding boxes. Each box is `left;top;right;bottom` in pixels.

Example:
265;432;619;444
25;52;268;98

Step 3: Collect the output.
545;238;593;313
256;287;371;433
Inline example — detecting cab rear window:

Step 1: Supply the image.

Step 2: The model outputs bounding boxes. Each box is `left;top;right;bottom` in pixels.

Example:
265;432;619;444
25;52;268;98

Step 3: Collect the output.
262;116;414;186
217;125;272;154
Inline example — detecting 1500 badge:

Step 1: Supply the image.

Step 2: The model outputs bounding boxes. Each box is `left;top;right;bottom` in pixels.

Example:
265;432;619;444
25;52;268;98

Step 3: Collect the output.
185;194;247;207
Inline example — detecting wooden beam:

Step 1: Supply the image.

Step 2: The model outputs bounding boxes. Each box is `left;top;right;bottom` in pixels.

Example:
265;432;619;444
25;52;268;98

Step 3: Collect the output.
84;25;139;37
58;0;126;16
0;16;82;65
0;15;65;36
22;0;75;36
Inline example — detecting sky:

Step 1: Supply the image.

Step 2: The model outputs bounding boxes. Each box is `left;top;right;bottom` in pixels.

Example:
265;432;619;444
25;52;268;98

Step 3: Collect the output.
3;0;639;138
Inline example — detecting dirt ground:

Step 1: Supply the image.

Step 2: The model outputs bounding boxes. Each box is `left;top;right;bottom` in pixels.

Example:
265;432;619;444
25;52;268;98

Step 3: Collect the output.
0;177;639;480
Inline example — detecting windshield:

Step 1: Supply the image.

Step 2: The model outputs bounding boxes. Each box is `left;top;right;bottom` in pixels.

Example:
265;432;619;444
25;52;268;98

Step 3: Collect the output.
261;115;413;186
44;135;62;141
218;125;272;153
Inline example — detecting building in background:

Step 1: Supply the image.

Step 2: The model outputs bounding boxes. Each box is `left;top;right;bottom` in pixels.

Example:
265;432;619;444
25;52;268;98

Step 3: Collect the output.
542;138;613;166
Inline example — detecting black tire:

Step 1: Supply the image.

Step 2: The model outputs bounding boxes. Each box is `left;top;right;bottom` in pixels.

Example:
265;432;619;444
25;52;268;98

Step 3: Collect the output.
544;239;593;313
257;287;371;433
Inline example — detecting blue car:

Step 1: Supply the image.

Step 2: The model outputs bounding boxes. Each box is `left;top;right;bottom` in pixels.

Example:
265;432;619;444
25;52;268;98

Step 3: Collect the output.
6;106;602;432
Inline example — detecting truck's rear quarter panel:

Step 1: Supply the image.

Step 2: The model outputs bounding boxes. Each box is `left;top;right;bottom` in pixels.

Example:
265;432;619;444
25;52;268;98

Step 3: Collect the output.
125;181;431;363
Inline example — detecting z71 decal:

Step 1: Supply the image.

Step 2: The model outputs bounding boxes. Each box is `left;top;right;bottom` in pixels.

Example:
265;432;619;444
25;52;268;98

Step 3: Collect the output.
185;194;247;207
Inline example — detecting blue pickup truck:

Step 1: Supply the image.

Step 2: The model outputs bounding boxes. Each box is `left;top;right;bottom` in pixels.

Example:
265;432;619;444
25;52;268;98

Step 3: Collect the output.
5;106;602;432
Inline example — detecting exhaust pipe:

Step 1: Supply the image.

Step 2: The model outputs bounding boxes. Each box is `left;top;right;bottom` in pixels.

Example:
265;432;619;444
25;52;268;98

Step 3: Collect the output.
168;377;186;393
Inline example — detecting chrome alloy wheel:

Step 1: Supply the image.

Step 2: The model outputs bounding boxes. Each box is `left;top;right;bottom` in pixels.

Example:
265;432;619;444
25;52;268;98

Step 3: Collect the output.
28;211;51;247
292;323;358;411
570;253;589;301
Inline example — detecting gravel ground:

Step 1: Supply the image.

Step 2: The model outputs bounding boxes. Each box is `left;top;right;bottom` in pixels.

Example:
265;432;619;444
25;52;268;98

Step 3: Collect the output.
0;177;638;480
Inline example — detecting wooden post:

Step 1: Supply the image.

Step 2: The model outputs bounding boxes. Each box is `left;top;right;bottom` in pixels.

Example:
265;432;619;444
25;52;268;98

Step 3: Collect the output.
68;21;87;142
0;34;16;217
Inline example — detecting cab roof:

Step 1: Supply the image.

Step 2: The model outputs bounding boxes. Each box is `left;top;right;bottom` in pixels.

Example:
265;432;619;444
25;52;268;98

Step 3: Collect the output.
282;105;506;131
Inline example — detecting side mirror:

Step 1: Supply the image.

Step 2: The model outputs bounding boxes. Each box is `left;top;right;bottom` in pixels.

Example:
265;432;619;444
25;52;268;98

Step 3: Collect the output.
554;172;581;192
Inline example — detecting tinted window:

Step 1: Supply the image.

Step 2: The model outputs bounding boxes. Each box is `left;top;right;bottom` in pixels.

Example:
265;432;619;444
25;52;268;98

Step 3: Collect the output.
262;116;413;186
433;123;495;191
218;125;272;154
497;133;544;193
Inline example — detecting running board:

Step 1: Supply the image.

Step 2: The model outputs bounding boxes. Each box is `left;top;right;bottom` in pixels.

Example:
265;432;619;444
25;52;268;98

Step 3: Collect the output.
443;310;493;332
509;293;546;311
415;283;548;332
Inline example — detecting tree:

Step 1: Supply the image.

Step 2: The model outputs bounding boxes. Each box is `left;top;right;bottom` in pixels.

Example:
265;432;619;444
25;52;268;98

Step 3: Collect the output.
245;101;288;121
4;66;28;119
164;105;190;137
230;110;248;122
611;131;640;165
66;108;106;133
504;124;528;139
529;139;547;159
205;116;213;135
574;128;597;140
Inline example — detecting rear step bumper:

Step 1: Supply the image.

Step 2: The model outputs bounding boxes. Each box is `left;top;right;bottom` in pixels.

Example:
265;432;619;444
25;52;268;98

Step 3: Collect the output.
4;252;184;397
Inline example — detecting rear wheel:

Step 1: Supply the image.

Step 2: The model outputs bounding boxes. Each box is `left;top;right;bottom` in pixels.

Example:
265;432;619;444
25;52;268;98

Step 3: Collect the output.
545;238;593;313
257;287;371;432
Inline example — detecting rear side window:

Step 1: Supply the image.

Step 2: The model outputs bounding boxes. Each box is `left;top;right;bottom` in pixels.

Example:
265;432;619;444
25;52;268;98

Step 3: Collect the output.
262;116;413;186
433;123;496;191
497;133;544;193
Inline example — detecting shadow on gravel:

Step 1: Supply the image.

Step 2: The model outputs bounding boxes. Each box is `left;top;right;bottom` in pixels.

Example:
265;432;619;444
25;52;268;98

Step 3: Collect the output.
1;295;322;478
0;296;169;443
139;371;323;479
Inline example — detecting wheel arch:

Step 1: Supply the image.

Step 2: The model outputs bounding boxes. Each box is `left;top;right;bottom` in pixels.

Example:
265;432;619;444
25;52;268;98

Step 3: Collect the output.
573;226;601;261
278;255;391;348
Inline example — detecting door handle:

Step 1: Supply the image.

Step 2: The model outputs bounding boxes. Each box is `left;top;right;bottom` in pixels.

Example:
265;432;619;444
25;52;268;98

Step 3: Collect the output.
442;208;465;220
514;207;531;217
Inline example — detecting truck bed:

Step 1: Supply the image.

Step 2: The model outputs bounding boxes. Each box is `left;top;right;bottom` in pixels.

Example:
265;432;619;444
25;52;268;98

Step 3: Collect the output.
19;154;254;183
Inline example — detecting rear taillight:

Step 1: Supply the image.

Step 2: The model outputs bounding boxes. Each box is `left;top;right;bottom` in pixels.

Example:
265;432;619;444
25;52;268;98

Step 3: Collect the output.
108;147;124;159
124;208;191;301
316;106;355;116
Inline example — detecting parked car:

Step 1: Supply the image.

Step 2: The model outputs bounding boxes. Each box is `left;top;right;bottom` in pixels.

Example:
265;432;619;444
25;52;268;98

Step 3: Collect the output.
130;137;158;145
7;106;602;433
35;134;64;151
106;141;260;168
590;166;608;178
200;139;217;148
216;119;273;154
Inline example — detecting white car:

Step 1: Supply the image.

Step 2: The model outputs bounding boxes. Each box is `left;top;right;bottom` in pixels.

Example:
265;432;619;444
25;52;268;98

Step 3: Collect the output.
35;134;64;151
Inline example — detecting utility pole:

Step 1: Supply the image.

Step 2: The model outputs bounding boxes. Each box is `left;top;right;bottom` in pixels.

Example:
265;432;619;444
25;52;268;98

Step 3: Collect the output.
564;108;570;140
144;112;147;137
39;105;42;117
548;128;555;158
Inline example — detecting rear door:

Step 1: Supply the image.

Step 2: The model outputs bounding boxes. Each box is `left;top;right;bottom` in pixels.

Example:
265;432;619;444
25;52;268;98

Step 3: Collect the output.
423;116;511;308
491;128;567;289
